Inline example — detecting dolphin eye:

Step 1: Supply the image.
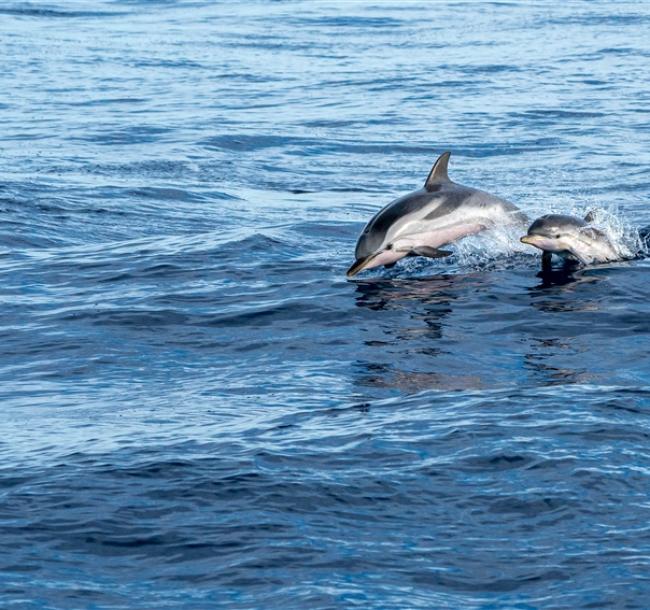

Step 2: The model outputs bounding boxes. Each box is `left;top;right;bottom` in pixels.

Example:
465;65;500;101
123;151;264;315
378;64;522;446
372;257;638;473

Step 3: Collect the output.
386;244;393;250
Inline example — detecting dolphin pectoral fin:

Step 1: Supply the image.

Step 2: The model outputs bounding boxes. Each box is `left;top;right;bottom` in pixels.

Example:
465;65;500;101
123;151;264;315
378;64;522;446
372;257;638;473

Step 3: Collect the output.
541;251;552;271
410;246;453;259
567;251;589;266
557;245;588;266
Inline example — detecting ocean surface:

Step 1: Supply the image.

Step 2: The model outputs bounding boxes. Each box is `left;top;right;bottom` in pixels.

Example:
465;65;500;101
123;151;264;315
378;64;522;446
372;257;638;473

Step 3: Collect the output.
2;1;650;608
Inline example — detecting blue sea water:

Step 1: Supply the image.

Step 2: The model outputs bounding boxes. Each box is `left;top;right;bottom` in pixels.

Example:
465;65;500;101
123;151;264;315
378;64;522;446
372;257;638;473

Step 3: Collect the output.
2;1;650;608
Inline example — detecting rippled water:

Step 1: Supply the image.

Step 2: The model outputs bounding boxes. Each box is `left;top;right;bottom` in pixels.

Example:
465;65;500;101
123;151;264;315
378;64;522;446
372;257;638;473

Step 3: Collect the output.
2;1;650;608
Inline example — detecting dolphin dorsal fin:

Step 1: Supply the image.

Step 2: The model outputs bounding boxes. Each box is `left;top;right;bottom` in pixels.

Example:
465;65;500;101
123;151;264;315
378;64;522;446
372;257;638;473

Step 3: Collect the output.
424;151;452;190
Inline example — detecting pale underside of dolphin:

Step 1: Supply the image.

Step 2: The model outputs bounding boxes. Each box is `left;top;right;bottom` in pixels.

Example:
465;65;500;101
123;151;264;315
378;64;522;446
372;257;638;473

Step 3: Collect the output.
347;152;527;277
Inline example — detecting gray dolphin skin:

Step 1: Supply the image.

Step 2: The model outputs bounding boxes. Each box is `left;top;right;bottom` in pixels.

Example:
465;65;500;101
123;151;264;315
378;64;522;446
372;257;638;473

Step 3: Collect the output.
520;213;622;265
347;152;527;277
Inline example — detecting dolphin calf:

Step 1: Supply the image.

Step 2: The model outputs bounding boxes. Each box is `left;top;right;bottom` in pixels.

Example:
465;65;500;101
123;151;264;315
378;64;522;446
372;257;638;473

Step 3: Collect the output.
347;152;527;277
520;213;623;266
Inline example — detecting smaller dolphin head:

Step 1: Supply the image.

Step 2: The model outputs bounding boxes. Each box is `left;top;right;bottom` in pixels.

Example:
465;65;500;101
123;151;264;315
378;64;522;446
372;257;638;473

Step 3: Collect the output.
520;214;586;255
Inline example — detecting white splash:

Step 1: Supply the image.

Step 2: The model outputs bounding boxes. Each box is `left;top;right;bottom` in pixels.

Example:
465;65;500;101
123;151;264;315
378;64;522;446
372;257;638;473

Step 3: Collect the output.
452;221;531;269
579;205;640;260
453;203;643;270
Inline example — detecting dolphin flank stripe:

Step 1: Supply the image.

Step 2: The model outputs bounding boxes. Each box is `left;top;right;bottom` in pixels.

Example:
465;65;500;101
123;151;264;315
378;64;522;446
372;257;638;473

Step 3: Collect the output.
422;187;477;222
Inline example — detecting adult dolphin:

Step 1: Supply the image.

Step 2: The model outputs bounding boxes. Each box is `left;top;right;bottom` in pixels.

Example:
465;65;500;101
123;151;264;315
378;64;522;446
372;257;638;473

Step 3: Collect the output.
347;152;528;277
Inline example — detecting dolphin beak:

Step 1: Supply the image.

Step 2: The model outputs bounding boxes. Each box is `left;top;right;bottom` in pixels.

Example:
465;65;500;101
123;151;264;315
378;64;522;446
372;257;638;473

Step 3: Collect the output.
520;235;542;247
346;254;376;277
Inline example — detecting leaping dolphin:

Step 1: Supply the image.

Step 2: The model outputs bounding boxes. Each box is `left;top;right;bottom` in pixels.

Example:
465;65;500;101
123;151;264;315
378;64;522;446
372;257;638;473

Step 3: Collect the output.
520;213;624;266
347;152;527;277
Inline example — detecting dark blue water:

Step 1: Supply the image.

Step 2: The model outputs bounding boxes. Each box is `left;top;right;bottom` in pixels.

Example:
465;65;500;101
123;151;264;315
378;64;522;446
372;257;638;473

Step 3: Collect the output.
2;1;650;608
